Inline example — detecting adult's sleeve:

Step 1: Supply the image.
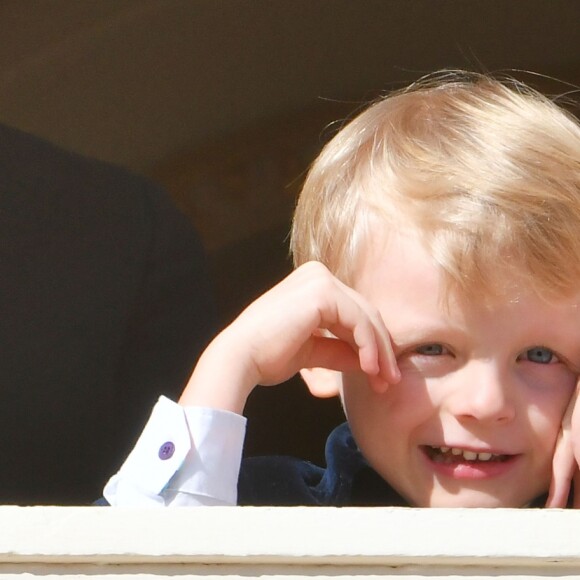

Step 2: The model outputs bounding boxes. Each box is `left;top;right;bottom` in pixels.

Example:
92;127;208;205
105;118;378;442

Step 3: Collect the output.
104;180;220;484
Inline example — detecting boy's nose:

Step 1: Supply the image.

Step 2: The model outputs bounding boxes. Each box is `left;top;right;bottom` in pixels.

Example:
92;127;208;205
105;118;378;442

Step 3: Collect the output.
444;363;516;424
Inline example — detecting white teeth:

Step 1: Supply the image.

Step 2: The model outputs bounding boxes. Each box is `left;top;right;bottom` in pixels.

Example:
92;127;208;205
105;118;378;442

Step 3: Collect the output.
432;446;497;461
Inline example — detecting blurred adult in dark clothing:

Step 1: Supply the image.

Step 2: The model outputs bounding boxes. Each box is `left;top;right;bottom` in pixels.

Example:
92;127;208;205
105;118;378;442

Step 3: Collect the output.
0;123;216;504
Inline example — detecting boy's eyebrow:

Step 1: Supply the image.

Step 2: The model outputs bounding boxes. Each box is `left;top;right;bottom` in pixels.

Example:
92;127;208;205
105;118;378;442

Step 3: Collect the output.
390;324;467;348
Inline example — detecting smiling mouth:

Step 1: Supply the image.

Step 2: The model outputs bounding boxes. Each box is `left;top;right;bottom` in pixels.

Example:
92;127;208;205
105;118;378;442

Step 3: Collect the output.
422;445;512;464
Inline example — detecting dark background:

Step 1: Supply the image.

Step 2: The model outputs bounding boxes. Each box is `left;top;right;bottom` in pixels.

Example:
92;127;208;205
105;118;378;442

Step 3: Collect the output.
1;0;578;465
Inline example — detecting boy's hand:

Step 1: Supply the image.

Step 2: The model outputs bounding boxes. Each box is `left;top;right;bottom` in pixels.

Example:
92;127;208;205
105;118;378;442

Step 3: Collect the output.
547;384;580;508
179;262;400;414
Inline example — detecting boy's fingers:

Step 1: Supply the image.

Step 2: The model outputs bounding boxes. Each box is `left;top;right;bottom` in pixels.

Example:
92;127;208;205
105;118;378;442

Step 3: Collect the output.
305;335;393;393
327;320;398;387
305;336;362;373
546;437;574;508
324;287;400;385
354;299;400;385
376;329;400;385
547;387;578;508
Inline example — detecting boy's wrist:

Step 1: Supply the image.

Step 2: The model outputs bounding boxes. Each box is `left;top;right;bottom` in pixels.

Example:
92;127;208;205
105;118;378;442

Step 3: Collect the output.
178;328;259;415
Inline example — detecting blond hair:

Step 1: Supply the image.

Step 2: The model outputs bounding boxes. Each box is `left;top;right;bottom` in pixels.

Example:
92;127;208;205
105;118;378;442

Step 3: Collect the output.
291;71;580;299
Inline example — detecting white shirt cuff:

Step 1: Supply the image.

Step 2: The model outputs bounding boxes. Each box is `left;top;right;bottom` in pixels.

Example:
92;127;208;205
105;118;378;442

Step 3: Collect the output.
103;396;246;506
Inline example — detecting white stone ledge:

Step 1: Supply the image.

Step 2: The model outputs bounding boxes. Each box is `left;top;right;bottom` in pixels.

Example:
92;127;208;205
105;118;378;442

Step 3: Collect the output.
0;506;579;578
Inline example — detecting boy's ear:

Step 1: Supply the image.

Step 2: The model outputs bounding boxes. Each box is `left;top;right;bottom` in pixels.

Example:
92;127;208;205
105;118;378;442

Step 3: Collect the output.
299;367;341;398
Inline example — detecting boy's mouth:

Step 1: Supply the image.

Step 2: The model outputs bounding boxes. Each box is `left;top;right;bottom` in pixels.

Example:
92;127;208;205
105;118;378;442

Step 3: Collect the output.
422;445;510;464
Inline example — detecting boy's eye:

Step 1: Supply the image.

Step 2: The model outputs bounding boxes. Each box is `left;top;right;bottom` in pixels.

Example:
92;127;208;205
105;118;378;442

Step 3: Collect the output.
519;347;559;365
415;344;448;356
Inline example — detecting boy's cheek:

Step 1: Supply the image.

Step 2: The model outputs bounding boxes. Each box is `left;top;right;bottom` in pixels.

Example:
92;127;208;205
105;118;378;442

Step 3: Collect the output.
529;386;575;443
341;371;430;423
340;371;393;416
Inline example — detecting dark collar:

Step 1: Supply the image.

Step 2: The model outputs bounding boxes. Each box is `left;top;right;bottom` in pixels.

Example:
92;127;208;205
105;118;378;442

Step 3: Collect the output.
238;422;406;506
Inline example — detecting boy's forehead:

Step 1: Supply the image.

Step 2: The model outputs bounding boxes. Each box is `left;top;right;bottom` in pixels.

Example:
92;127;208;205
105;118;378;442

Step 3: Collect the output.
352;227;443;297
353;226;580;313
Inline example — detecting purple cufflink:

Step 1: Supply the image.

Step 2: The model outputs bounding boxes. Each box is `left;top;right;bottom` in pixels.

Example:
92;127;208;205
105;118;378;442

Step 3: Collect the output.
158;441;175;460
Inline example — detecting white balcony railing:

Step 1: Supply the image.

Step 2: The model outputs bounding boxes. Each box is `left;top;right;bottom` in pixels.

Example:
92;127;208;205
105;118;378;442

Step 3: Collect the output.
0;506;579;578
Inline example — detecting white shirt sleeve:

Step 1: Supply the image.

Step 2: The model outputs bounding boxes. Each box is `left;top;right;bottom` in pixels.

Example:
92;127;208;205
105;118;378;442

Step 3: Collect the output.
103;396;247;507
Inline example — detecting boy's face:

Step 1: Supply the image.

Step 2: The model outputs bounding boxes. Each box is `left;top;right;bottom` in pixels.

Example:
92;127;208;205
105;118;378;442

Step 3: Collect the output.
341;231;580;507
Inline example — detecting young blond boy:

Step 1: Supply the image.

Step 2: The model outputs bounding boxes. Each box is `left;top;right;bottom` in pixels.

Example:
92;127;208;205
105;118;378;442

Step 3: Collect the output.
104;71;580;508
